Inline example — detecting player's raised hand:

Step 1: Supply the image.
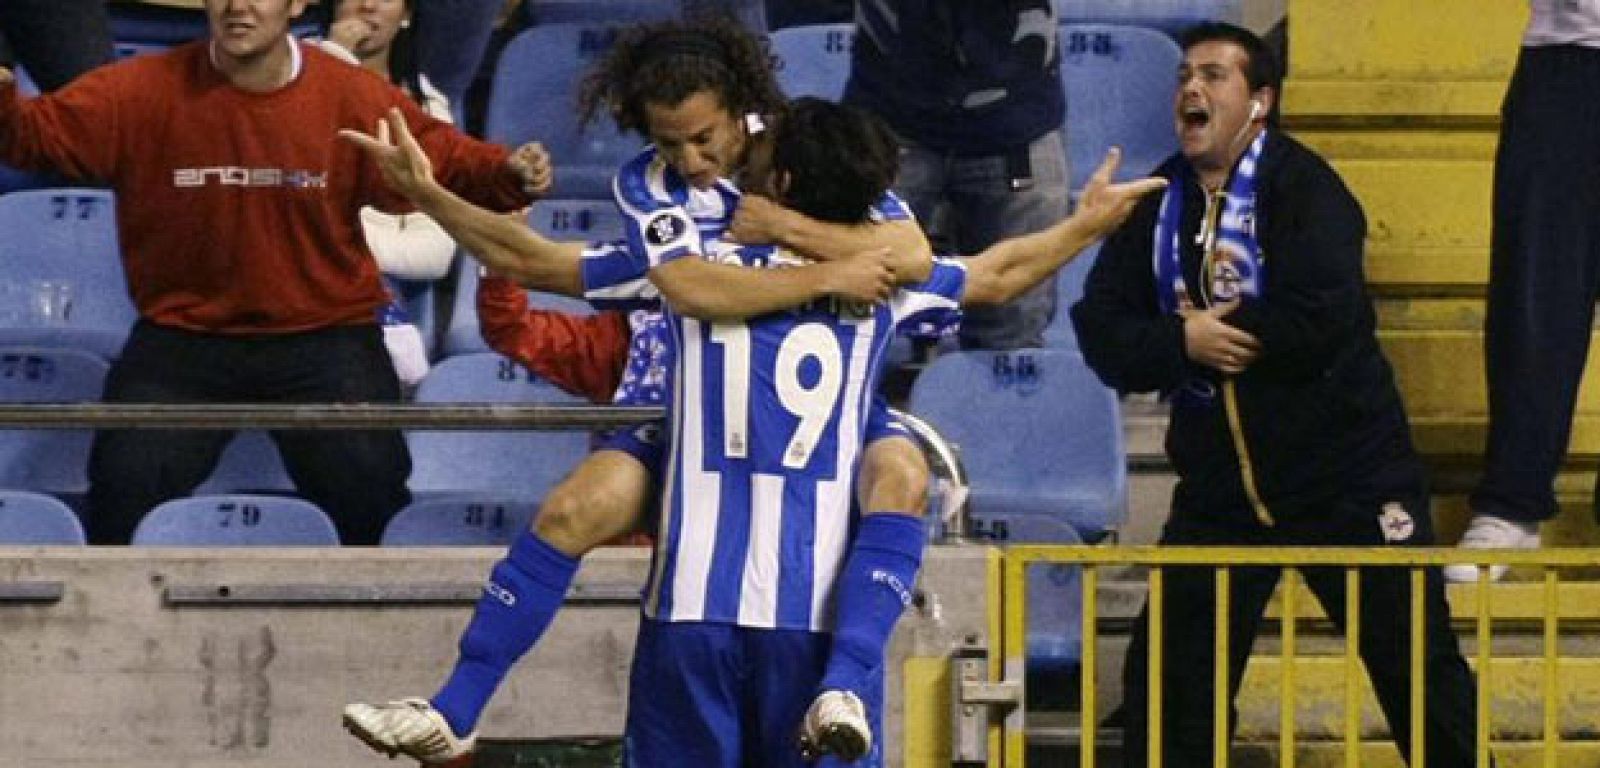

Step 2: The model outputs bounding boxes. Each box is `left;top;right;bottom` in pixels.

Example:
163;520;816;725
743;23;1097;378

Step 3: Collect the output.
726;194;791;245
823;247;894;304
1074;147;1168;238
0;67;13;89
508;141;552;197
339;107;437;202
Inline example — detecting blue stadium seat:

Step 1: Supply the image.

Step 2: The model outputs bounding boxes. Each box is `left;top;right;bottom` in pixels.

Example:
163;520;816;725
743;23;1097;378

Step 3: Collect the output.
487;24;646;199
0;189;137;358
381;496;541;546
442;200;623;356
1041;241;1100;349
767;23;855;100
392;278;440;359
407;353;593;501
1055;0;1243;34
194;431;296;496
908;349;1126;541
0;348;107;500
521;0;680;25
1058;24;1182;192
0;490;86;545
1026;538;1084;687
130;494;340;546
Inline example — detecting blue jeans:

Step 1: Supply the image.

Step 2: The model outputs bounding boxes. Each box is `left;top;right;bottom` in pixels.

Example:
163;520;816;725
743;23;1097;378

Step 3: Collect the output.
893;130;1070;350
0;0;112;91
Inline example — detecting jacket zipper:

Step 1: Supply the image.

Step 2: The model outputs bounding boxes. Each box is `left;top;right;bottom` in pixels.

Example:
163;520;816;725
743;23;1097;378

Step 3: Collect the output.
1199;186;1274;526
1221;379;1274;526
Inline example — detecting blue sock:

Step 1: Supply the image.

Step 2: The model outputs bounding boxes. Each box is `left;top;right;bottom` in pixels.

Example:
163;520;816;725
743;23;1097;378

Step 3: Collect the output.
431;530;577;736
821;513;926;696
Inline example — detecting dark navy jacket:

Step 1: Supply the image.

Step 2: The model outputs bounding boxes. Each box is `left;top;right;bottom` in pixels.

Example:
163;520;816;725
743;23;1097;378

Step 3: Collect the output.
843;0;1065;153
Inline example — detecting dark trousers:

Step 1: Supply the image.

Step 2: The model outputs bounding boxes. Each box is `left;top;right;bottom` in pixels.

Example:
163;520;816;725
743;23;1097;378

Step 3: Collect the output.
1473;45;1600;524
1120;492;1484;768
87;321;411;545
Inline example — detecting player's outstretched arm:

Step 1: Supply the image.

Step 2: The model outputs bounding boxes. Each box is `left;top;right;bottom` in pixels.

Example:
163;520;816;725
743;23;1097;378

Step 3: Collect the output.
341;108;585;296
961;148;1167;306
728;195;934;284
649;248;894;322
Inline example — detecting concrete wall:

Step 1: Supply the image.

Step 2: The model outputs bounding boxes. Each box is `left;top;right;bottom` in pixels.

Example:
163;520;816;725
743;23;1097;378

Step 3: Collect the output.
0;545;996;768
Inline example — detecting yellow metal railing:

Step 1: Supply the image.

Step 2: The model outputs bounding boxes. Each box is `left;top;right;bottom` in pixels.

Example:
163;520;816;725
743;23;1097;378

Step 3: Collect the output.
997;545;1600;767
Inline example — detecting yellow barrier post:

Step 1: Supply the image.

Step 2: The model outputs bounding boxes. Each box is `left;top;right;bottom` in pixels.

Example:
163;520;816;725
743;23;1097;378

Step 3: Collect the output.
1002;553;1027;768
1082;566;1098;768
1409;568;1426;768
1280;569;1297;768
1476;567;1492;768
1543;568;1559;768
1214;568;1231;768
1344;568;1360;768
1150;566;1164;768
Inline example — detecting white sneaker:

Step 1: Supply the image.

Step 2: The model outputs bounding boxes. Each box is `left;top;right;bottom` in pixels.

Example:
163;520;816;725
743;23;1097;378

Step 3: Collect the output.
342;698;476;764
798;690;872;762
1444;514;1540;583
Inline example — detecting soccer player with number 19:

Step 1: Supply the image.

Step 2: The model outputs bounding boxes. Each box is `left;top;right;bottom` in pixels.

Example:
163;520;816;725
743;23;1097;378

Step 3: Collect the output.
586;98;1164;766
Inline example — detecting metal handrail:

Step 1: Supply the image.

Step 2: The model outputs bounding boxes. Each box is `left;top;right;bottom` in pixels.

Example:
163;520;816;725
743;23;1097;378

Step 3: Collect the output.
0;403;663;430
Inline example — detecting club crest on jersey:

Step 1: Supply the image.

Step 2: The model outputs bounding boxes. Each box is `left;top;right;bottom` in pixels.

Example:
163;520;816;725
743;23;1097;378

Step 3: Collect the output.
1378;502;1414;543
645;212;689;246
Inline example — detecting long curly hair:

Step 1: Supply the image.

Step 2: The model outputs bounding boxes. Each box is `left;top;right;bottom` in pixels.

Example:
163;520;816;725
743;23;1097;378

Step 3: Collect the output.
577;17;784;137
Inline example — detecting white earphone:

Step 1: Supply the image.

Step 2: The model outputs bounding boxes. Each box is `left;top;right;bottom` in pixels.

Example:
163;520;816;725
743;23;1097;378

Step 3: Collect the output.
1248;99;1263;120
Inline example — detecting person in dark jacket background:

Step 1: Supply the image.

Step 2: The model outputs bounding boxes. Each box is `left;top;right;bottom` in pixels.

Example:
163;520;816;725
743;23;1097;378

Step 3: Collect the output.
1070;22;1486;768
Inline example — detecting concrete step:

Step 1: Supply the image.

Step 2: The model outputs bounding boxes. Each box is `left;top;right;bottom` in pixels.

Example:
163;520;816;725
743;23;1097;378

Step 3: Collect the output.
1022;722;1600;768
1235;656;1600;740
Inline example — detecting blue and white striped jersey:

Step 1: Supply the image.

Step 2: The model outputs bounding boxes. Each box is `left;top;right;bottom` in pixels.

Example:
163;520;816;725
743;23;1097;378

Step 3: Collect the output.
584;147;968;631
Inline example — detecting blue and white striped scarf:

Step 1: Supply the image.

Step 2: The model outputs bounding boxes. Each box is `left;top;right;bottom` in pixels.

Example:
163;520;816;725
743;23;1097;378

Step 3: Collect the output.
1153;130;1268;313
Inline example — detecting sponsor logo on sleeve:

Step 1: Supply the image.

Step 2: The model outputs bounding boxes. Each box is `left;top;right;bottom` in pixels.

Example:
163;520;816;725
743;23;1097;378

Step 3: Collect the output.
644;212;689;247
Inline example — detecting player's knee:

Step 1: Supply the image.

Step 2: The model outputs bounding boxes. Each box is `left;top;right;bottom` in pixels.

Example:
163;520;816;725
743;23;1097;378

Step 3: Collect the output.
533;487;602;554
534;482;639;554
864;441;930;516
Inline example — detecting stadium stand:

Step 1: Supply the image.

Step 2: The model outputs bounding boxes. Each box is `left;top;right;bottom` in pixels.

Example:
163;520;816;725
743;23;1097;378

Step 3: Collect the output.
406;353;592;502
1040;241;1100;349
908;349;1126;541
0;347;107;503
193;430;297;496
766;22;855;100
0;490;86;545
1058;23;1182;191
129;494;341;546
442;199;623;356
1054;0;1244;34
381;496;541;546
0;189;137;358
485;23;645;200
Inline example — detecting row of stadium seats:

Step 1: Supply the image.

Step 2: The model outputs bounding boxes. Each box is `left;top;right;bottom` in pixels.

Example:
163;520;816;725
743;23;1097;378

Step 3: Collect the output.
0;345;1125;543
0;489;544;546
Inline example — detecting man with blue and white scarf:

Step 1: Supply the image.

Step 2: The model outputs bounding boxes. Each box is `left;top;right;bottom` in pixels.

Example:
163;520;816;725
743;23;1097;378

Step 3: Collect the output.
1071;22;1488;768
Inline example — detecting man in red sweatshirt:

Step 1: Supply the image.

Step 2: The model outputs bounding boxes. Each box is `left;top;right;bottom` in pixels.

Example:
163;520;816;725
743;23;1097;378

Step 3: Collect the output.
0;0;549;544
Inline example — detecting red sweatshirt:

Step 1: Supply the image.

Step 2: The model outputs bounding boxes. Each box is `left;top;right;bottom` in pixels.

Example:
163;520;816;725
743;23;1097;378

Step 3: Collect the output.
476;275;630;404
0;41;529;334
